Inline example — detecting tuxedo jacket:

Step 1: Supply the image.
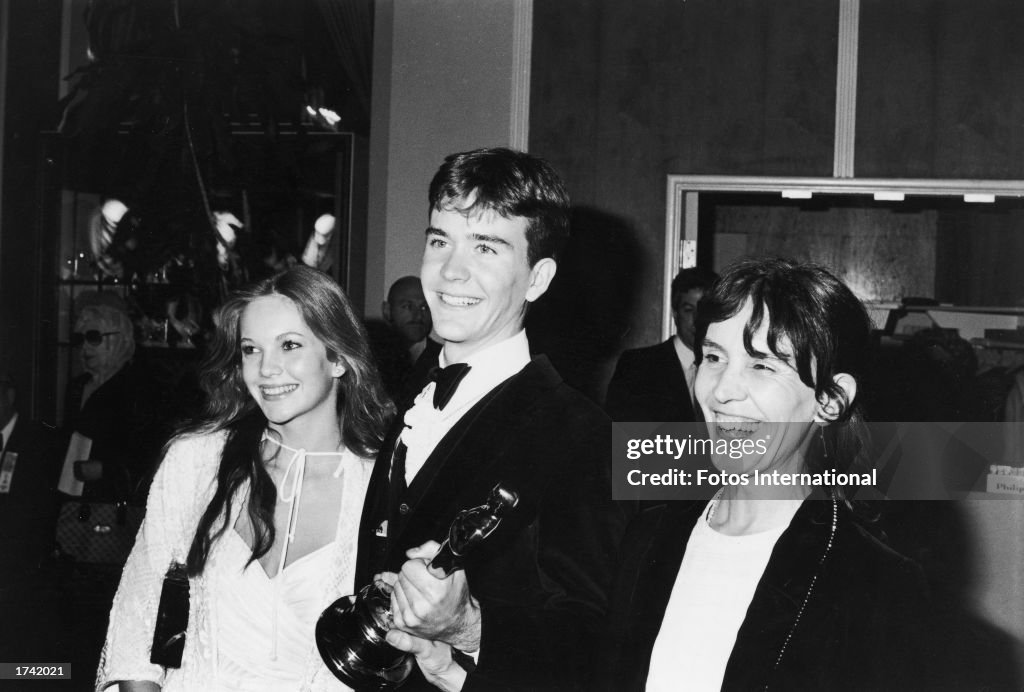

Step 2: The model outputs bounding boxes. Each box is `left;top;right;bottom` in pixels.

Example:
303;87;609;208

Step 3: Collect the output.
356;355;630;691
605;339;696;422
599;495;934;691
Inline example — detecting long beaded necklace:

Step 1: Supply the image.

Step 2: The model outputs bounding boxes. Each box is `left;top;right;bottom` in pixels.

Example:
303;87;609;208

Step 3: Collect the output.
704;487;726;523
704;486;839;691
766;490;838;690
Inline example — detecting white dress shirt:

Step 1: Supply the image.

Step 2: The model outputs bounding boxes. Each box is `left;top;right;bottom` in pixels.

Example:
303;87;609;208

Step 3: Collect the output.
0;413;18;493
400;331;532;485
645;500;797;691
672;335;697;406
0;412;16;456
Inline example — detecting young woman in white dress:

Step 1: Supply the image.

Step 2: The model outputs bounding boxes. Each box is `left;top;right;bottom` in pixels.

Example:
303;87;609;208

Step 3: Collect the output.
97;266;393;691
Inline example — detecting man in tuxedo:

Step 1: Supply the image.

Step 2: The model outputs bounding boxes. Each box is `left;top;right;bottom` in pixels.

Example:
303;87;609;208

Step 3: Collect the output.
605;267;718;422
355;148;628;691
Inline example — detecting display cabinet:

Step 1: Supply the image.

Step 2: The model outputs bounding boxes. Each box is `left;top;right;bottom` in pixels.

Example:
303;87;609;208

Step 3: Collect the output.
37;130;357;425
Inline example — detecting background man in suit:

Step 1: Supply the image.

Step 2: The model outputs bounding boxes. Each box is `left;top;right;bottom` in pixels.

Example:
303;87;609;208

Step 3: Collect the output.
383;275;434;363
369;275;441;399
356;147;628;691
0;356;64;583
0;357;66;669
605;267;718;422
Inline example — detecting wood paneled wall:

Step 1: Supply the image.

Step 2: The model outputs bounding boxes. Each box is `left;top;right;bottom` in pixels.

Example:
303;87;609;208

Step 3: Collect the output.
936;204;1024;306
708;199;937;302
530;0;1024;376
857;0;1024;178
531;0;839;345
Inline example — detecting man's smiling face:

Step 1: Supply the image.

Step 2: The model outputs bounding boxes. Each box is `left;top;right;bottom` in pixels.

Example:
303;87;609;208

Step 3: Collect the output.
421;198;555;363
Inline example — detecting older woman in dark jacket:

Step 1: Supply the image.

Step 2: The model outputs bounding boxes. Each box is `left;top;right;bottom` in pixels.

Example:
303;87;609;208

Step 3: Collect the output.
599;258;933;691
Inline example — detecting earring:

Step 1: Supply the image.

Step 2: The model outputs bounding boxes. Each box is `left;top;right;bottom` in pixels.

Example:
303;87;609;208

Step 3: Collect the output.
820;426;829;460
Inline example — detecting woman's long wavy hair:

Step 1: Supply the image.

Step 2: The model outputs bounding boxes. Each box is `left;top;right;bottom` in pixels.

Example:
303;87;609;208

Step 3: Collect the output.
695;257;874;503
182;266;393;575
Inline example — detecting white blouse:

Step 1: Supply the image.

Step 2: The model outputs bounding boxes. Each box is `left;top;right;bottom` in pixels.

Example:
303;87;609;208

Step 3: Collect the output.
645;501;796;692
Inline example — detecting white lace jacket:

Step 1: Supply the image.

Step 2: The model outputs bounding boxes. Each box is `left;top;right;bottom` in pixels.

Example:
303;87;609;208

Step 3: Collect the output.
96;431;370;691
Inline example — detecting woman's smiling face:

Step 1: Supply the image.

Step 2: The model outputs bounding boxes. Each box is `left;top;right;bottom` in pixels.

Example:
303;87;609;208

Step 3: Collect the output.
239;294;342;429
695;299;820;474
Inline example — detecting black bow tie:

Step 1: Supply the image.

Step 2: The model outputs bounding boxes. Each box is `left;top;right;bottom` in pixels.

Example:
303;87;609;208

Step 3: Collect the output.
428;363;472;410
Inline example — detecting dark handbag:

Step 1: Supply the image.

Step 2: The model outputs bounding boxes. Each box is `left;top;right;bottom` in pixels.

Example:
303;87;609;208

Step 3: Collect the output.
55;459;145;565
55;499;144;565
150;562;190;668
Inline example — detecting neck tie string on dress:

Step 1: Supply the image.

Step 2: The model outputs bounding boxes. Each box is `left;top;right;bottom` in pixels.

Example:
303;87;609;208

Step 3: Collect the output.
260;432;347;659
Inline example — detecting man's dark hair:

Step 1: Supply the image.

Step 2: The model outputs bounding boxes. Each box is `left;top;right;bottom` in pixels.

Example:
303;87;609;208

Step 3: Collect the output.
428;147;570;266
670;267;719;309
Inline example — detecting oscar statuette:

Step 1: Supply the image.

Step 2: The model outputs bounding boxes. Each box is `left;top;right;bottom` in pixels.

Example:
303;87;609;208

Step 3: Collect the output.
316;483;519;689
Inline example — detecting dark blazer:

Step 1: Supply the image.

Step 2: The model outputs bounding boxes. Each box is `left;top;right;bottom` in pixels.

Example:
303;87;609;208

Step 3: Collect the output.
70;364;165;501
366;321;444;403
600;494;934;691
605;339;696;422
0;417;63;583
356;355;630;692
0;418;65;665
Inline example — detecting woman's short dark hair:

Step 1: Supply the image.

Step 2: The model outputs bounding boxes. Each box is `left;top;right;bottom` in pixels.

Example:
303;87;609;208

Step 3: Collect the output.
184;266;393;574
696;257;873;477
428;147;570;266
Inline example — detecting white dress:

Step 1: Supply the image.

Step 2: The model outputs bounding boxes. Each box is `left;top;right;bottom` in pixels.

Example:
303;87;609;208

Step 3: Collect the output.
96;431;372;691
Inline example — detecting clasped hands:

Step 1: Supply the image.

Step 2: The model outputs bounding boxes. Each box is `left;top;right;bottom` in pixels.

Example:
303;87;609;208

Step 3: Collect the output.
377;541;481;692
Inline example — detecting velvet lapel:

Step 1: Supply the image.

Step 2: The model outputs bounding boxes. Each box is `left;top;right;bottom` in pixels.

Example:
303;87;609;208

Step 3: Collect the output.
355;378;427;584
617;501;704;685
722;495;838;689
361;344;440;530
358;418;402;531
